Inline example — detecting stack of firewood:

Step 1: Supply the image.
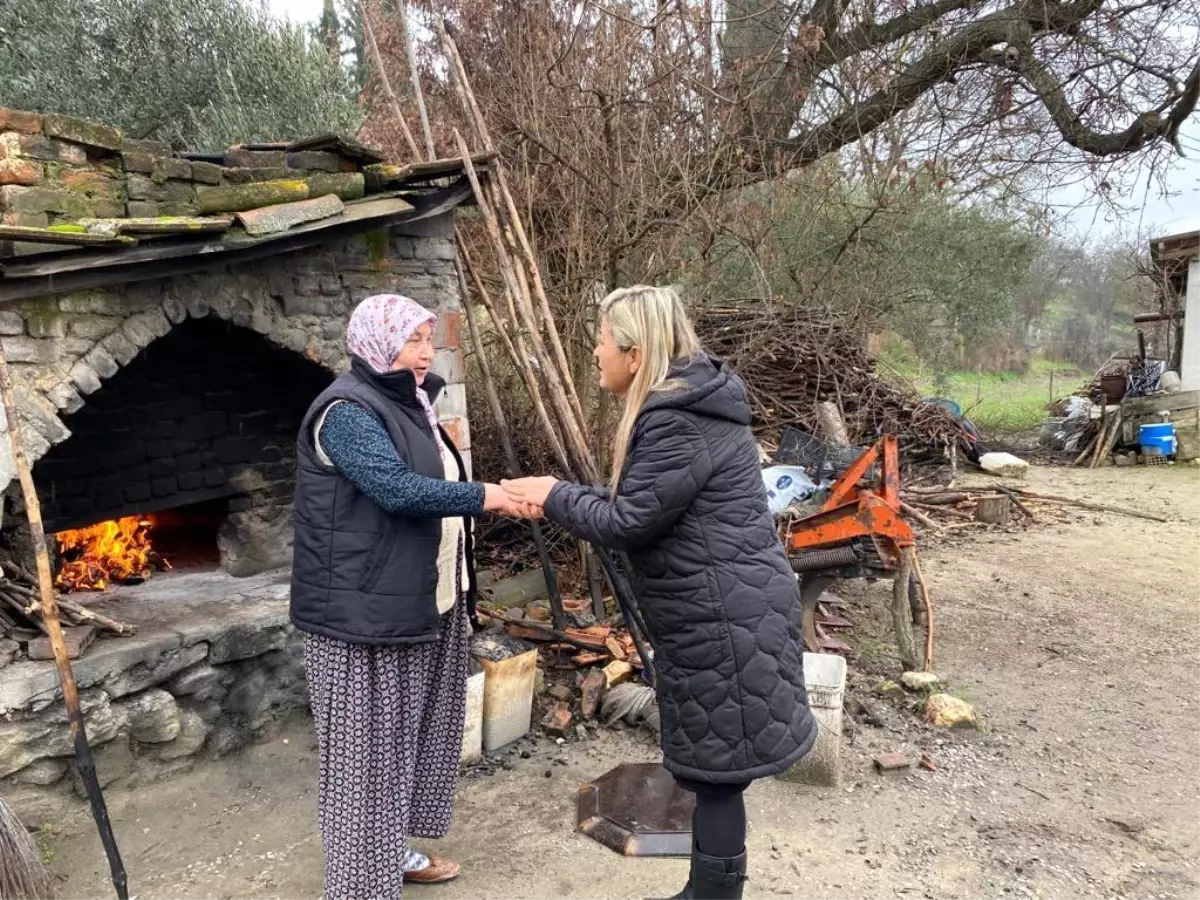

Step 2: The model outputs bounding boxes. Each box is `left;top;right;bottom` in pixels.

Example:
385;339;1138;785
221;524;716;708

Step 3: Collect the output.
696;304;971;459
0;556;135;660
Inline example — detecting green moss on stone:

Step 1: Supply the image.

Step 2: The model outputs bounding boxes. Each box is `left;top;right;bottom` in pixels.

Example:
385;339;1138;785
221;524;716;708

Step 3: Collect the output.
45;224;86;233
364;229;389;265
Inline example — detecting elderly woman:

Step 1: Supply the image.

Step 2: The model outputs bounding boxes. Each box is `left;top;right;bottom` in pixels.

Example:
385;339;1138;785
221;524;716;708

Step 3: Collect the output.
290;294;528;900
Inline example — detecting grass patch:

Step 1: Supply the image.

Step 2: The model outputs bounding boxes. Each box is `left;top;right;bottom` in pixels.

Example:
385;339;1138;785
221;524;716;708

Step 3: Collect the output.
896;363;1084;433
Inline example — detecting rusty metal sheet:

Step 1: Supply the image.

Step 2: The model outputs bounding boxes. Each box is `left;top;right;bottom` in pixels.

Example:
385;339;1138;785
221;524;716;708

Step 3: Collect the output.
577;762;695;857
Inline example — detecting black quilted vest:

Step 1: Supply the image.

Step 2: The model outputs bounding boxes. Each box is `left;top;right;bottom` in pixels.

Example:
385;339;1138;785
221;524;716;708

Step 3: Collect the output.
290;357;476;645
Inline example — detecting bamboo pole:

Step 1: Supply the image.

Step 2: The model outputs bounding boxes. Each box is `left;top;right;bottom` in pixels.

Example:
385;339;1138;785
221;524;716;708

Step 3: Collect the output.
397;0;436;159
438;22;589;442
357;0;421;160
451;130;593;479
0;348;128;899
456;259;567;630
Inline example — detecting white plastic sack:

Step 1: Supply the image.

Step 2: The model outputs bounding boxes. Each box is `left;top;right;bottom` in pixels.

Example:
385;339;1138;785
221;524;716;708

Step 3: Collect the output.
762;466;819;515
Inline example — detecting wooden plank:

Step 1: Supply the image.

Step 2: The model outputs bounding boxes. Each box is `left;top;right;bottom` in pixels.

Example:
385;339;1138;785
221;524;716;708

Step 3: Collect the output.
235;194;345;236
78;216;234;236
28;624;96;660
0;226;136;247
286;133;385;164
364;153;496;189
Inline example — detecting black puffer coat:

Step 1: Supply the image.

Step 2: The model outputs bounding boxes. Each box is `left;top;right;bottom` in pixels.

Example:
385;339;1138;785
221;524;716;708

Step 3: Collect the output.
544;356;816;783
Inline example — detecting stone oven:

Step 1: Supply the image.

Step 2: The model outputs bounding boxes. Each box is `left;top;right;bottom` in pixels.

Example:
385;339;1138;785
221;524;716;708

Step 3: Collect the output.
0;108;479;819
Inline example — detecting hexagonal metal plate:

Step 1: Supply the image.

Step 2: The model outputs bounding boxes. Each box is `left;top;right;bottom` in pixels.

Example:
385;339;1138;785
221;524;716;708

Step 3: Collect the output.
577;762;695;857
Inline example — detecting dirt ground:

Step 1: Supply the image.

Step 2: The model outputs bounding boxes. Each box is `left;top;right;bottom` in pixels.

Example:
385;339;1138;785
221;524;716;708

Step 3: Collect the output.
45;464;1200;900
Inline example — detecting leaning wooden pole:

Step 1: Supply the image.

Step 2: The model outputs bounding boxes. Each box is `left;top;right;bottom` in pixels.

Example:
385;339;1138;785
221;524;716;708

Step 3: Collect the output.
456;258;567;629
0;348;128;900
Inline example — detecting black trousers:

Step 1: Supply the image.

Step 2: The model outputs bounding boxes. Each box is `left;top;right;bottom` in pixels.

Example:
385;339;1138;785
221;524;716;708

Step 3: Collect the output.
675;777;751;858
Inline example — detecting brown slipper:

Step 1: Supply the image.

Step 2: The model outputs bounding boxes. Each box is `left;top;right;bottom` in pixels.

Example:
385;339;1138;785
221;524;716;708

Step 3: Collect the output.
404;855;461;884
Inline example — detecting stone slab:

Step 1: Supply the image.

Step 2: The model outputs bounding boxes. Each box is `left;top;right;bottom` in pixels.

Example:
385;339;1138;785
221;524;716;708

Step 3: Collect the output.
0;568;291;714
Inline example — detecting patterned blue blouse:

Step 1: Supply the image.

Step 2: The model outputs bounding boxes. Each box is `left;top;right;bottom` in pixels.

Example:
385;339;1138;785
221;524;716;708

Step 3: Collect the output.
318;401;486;518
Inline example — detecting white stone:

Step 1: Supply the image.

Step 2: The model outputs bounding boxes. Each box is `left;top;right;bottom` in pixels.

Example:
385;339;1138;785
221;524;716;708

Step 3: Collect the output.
0;691;127;778
118;688;181;744
901;671;941;691
68;361;102;395
979;451;1030;478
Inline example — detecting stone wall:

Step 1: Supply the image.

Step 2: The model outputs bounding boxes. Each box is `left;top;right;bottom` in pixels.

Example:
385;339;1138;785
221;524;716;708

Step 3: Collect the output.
0;570;304;824
0;211;472;537
0;109;367;243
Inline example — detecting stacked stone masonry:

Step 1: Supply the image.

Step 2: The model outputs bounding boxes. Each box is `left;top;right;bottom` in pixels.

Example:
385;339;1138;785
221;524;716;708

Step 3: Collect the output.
0;110;368;239
0;572;303;825
0;215;471;820
0;212;470;520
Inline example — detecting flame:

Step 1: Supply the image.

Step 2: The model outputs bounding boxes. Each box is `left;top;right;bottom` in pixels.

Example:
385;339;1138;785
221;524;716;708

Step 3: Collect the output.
54;515;170;592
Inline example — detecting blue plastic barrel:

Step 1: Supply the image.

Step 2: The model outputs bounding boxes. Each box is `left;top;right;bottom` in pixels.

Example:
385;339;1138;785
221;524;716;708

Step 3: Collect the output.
1139;422;1177;456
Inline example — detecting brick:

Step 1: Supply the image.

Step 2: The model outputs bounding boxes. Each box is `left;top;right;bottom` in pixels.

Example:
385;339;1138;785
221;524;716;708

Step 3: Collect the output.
124;201;161;218
151;476;177;498
433;310;461;350
124;483;152;502
14;134;88;166
1;211;49;228
436;382;468;420
415;237;457;261
0;311;23;335
67;315;121;340
83;345;118;379
224;149;288;168
126;174;161;201
100;331;137;365
162;158;192;180
161;180;196;203
47;381;84;414
43;114;122;152
542;703;572;736
68;361;102;395
177;472;203;491
0;159;40;186
221;166;292;185
26;314;64;338
0;109;42;134
0;184;117;218
122;138;171;156
873;752;913;774
56;168;122;198
189;161;222;185
0;336;56;364
119;150;156;174
286;151;341;172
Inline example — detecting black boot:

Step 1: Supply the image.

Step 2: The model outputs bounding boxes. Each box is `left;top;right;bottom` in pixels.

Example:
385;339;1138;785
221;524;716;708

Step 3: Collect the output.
658;837;747;900
651;817;696;900
689;847;747;899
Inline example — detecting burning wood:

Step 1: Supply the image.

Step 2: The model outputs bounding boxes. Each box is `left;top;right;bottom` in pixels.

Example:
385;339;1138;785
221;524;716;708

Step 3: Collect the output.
54;515;171;592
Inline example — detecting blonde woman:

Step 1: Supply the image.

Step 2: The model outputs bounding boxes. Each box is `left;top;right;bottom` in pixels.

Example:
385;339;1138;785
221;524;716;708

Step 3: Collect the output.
504;286;816;900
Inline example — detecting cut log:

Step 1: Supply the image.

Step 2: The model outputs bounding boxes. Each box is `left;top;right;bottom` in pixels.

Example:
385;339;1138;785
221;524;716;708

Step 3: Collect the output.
974;495;1012;525
816;401;850;447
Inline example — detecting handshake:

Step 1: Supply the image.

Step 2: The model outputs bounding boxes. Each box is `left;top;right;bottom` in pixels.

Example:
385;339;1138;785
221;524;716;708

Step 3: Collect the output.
481;476;560;520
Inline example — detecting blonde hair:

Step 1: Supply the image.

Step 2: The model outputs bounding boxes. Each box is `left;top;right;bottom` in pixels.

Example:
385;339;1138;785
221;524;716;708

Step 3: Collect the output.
602;285;702;493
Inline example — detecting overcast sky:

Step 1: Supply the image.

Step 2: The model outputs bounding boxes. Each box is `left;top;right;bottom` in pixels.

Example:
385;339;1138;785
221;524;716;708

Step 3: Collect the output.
265;0;1199;241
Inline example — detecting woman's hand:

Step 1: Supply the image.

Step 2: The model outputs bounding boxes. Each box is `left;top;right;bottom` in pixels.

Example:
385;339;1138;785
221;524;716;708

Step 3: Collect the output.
500;476;561;507
483;483;542;519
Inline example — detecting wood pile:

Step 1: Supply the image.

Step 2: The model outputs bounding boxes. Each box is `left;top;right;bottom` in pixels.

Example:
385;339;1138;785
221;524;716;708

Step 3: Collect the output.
0;555;135;663
696;305;970;458
476;599;643;736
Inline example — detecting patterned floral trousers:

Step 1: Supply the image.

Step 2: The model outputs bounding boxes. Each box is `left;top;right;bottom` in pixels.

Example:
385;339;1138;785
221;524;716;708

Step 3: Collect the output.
304;598;470;900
